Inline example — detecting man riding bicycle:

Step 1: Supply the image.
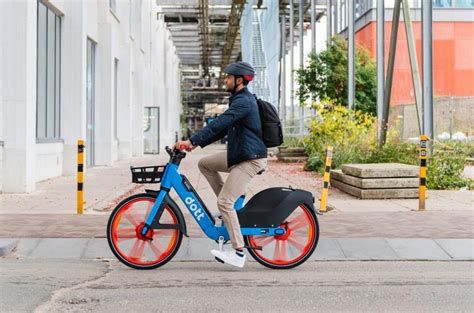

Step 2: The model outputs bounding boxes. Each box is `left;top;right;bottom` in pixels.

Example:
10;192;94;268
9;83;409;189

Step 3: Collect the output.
175;62;267;268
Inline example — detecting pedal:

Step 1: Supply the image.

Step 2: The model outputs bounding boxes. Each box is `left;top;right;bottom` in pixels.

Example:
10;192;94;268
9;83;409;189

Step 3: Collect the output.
215;256;225;264
243;245;263;251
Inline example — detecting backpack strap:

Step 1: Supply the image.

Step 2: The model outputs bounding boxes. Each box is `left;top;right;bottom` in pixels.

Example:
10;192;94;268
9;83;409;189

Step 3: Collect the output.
248;95;264;139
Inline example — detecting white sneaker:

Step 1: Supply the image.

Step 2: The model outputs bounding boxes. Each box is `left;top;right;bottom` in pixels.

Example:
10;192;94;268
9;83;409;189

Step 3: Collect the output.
212;211;223;219
211;249;246;268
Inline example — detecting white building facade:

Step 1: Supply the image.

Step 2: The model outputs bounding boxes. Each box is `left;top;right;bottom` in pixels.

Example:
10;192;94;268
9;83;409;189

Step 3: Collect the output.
0;0;181;193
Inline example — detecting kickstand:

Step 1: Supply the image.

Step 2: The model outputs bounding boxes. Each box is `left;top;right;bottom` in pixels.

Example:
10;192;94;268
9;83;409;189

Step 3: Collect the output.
218;236;225;251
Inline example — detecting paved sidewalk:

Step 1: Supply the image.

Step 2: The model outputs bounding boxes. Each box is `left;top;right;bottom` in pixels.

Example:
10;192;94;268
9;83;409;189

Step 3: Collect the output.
4;237;473;261
1;144;472;215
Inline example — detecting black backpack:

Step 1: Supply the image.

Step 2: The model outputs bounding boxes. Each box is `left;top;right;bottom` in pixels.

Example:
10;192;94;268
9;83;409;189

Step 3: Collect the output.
255;96;284;147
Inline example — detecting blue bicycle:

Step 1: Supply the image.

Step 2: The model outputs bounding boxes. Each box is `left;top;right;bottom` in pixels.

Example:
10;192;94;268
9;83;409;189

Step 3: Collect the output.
107;147;319;269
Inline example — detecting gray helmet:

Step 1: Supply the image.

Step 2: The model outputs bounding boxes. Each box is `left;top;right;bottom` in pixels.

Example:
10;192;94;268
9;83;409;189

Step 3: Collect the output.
223;62;255;82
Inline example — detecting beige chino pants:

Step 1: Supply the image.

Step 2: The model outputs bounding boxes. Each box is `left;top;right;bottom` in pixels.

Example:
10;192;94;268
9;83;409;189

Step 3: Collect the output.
198;151;267;249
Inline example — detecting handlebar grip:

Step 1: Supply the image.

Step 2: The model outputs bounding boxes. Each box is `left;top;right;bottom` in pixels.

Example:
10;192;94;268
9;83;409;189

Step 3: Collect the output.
179;144;187;150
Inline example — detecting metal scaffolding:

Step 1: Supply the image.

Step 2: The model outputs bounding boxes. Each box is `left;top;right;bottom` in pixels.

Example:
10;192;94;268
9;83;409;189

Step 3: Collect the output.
158;0;435;143
220;0;246;81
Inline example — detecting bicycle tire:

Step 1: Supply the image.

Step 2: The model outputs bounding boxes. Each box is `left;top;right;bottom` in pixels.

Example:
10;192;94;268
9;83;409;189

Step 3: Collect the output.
107;193;183;270
244;204;319;269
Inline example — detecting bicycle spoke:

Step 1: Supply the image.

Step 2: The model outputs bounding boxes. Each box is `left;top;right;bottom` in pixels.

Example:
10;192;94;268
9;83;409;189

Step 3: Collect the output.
273;241;282;260
130;239;146;260
288;211;305;224
287;235;307;252
288;215;309;231
116;228;136;241
254;236;275;247
129;239;140;257
149;241;164;258
281;240;288;260
292;226;310;235
144;202;153;220
124;209;141;227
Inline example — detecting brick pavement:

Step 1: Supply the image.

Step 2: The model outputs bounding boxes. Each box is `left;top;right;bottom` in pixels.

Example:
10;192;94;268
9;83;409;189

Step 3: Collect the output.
0;210;473;238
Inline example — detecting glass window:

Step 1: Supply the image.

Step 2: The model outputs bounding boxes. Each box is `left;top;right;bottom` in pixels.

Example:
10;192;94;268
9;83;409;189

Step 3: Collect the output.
37;2;47;138
86;39;96;166
36;0;61;139
433;0;474;8
433;0;452;7
144;107;160;154
55;15;61;136
355;0;373;18
46;10;55;137
454;0;474;7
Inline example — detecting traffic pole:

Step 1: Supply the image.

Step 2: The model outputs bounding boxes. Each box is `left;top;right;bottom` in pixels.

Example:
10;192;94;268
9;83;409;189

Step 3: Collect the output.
418;135;428;211
320;146;333;213
77;140;85;214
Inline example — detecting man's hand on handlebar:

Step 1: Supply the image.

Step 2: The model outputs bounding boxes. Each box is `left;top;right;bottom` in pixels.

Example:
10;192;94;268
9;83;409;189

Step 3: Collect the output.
174;140;196;152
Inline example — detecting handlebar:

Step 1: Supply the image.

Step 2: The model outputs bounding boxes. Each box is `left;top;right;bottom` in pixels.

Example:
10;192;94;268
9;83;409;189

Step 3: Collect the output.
165;146;187;163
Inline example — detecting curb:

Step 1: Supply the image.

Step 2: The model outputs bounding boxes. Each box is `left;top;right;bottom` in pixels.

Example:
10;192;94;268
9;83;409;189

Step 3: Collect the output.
0;239;19;257
6;237;474;261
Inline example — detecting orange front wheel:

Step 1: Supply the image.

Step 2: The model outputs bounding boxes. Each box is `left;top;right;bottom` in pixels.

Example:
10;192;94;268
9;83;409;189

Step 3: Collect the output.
107;194;182;270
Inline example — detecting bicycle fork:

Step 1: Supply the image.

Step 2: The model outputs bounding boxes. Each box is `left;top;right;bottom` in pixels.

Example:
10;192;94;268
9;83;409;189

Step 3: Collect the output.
141;189;168;238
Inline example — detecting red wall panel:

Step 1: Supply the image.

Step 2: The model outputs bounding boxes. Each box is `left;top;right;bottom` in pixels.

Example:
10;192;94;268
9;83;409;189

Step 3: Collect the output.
355;21;474;106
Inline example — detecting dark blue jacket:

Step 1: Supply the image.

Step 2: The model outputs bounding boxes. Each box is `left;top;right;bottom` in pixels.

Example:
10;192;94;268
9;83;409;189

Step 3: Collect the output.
189;87;267;167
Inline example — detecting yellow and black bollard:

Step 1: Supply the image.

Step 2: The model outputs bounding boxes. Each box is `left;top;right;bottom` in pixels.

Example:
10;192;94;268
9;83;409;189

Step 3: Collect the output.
77;140;85;214
418;135;429;211
320;146;333;213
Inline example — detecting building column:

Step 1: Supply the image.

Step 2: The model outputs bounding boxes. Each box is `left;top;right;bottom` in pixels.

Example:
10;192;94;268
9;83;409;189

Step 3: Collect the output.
131;50;144;157
0;1;37;192
61;1;86;175
95;23;114;165
117;43;133;160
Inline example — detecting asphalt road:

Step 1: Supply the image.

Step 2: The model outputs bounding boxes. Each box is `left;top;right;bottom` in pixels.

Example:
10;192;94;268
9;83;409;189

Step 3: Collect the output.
1;259;473;312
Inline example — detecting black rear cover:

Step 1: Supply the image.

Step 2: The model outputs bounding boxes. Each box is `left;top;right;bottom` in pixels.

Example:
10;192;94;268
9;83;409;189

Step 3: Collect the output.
237;187;314;227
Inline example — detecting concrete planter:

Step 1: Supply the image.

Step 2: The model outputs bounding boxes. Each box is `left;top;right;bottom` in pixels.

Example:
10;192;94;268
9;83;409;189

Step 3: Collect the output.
330;163;420;199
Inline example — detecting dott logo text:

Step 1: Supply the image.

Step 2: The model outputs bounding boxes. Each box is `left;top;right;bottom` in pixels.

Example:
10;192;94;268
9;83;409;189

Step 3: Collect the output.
185;197;205;221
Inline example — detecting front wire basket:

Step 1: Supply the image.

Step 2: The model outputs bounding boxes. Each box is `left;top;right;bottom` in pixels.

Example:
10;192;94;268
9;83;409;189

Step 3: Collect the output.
130;165;166;184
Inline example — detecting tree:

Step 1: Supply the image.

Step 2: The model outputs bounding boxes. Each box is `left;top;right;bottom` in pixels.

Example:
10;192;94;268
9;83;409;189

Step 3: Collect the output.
296;36;377;115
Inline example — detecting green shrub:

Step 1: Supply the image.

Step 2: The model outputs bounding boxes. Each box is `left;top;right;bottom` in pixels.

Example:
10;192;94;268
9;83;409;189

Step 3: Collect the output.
304;101;473;190
427;142;473;190
304;100;376;173
282;136;305;148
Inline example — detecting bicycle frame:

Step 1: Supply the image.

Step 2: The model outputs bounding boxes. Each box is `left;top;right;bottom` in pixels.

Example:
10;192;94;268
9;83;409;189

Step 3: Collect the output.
141;162;286;241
